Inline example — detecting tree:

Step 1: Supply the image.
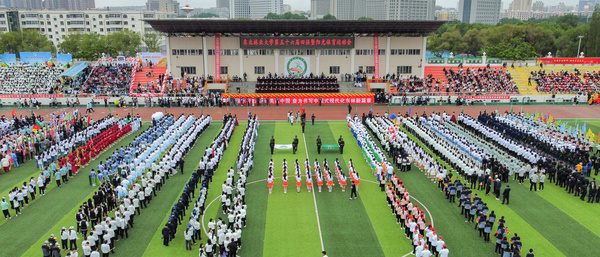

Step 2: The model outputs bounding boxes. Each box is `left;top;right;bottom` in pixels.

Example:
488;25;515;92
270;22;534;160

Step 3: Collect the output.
358;16;373;20
587;8;600;56
486;37;538;60
58;33;83;54
192;13;219;18
463;28;488;56
142;33;161;52
263;12;307;20
0;29;55;57
322;14;337;20
104;30;141;57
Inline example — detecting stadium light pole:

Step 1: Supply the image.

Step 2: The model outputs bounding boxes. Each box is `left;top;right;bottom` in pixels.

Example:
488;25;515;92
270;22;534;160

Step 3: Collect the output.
577;35;584;57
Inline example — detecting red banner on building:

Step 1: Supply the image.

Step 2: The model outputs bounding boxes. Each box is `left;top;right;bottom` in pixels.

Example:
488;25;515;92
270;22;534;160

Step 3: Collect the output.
0;94;63;98
374;34;379;78
223;93;374;105
215;33;221;80
464;95;511;100
538;58;600;64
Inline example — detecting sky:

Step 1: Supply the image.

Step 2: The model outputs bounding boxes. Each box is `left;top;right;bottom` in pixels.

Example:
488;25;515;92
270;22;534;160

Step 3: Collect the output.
96;0;581;11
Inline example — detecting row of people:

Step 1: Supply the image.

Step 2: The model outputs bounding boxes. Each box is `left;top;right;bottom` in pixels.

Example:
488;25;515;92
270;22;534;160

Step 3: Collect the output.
2;118;138;223
348;114;448;257
69;115;207;257
534;70;595;93
400;116;531;257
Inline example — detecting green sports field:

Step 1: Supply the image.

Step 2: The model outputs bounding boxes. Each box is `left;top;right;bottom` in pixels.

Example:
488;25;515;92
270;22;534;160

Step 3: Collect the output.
1;118;600;256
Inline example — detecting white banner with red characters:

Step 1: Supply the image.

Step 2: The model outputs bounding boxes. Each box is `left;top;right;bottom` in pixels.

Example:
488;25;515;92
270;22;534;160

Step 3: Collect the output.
0;94;63;98
223;93;374;105
464;95;511;100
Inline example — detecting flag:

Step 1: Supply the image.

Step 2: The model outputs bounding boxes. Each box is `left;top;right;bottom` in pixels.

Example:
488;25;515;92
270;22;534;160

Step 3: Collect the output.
300;102;305;114
408;106;411;115
510;105;513;114
30;109;35;117
575;117;578;124
575;124;579;137
526;112;530;118
370;105;373;115
87;115;91;126
597;134;599;143
560;123;565;133
11;108;16;117
582;123;586;136
387;104;390;114
32;120;42;132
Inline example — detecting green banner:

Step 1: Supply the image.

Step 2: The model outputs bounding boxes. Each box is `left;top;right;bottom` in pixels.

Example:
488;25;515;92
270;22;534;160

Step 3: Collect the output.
321;144;339;149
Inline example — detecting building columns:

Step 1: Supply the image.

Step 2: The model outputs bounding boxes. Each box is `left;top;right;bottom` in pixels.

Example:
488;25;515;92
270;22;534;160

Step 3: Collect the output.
421;36;427;78
166;35;171;74
385;36;391;75
202;36;208;77
239;47;244;78
275;49;279;75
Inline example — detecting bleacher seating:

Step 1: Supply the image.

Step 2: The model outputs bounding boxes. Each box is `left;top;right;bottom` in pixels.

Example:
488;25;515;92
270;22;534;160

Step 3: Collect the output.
534;70;595;93
422;66;517;94
255;77;339;93
0;66;63;94
83;63;134;96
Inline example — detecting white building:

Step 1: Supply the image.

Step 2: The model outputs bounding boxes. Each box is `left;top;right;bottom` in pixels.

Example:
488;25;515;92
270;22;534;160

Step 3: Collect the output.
0;9;172;49
458;0;501;24
190;7;229;18
330;0;435;21
229;0;283;19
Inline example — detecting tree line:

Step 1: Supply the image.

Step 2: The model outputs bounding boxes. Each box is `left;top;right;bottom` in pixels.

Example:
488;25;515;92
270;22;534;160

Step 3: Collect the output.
428;9;600;60
0;29;161;60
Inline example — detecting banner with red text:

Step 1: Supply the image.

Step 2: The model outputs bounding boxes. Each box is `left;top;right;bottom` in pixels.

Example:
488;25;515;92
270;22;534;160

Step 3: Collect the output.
464;95;511;100
538;58;600;64
223;93;374;105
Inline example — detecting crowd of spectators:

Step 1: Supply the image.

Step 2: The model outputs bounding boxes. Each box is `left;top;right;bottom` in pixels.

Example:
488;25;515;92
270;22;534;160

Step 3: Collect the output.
534;69;596;93
83;64;134;96
0;66;63;94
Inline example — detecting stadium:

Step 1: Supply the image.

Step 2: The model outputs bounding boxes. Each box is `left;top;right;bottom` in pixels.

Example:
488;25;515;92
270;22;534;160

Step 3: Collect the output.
0;17;599;257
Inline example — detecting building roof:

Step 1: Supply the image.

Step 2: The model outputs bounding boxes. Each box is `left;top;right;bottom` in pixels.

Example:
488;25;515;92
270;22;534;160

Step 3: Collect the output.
144;19;445;36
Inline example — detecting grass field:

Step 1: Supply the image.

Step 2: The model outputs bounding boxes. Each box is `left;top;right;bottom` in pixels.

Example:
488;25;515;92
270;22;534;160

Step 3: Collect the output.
2;117;600;256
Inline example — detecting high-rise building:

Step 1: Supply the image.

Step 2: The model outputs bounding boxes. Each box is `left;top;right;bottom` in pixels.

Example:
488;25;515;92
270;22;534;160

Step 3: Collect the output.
330;0;365;20
250;0;283;19
509;0;532;11
329;0;435;20
147;0;180;14
216;0;229;9
387;0;435;20
310;0;330;18
578;0;595;12
532;1;544;11
229;0;249;18
458;0;501;24
230;0;283;19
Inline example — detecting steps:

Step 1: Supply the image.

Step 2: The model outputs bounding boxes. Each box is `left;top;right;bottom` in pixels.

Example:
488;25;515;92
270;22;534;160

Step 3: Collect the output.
130;67;168;93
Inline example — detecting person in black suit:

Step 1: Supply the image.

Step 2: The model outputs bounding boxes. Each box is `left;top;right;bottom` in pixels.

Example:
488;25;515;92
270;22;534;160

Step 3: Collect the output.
162;224;170;246
502;185;511;205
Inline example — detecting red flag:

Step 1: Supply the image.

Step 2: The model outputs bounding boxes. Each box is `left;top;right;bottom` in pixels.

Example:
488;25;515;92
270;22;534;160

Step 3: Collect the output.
300;102;305;114
87;115;91;126
11;108;16;117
